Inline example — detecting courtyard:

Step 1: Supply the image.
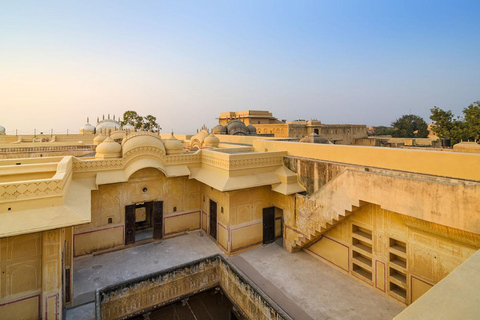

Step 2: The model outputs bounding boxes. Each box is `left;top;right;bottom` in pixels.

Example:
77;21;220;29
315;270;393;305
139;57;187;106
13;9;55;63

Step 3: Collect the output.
67;232;404;319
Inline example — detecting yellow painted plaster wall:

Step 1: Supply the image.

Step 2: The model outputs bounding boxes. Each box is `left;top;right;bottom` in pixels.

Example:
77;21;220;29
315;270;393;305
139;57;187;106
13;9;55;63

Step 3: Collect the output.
0;228;65;320
202;185;230;252
0;232;42;319
74;168;201;256
254;140;480;181
305;203;479;305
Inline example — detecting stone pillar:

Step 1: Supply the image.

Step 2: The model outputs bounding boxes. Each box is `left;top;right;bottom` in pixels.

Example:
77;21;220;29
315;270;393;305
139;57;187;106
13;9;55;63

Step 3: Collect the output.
42;229;63;320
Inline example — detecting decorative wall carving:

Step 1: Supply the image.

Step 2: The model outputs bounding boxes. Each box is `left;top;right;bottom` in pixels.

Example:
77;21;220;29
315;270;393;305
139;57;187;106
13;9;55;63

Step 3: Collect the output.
0;180;63;201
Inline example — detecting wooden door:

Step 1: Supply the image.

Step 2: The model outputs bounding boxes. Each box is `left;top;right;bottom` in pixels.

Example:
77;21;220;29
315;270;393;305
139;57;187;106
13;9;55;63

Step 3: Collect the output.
209;200;217;240
263;207;275;244
125;204;136;245
153;201;163;239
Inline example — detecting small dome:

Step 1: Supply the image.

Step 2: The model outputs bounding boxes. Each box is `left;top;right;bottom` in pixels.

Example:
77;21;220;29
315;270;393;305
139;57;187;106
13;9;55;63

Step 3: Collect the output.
203;133;220;148
110;130;126;142
247;124;257;134
122;131;166;157
95;136;122;159
225;120;249;135
212;124;227;135
93;132;107;145
0;125;5;135
81;123;95;134
164;133;184;155
80;117;95;134
299;133;332;144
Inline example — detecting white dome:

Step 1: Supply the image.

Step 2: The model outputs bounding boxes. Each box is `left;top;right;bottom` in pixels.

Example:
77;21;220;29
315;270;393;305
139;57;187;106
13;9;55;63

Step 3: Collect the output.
96;118;121;134
80;123;95;134
0;125;5;135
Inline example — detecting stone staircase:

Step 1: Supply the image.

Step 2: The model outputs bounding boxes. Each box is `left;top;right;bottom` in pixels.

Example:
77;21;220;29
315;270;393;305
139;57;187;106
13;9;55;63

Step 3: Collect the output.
290;167;480;250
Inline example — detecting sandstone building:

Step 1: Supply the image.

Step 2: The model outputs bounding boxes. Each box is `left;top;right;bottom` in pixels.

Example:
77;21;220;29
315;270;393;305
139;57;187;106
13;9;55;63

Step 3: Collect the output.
215;110;367;144
0;117;479;319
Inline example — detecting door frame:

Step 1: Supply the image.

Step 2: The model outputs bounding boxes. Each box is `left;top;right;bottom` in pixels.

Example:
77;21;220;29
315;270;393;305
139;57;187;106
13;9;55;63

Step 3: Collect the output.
209;199;217;240
262;206;275;244
152;201;163;239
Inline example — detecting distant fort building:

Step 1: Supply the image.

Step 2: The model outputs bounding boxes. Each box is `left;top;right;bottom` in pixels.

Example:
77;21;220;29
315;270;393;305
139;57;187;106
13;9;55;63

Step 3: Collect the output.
216;110;367;144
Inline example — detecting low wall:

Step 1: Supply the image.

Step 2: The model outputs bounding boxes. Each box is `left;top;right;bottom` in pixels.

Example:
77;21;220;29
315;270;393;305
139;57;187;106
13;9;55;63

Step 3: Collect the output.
96;254;292;320
254;140;480;181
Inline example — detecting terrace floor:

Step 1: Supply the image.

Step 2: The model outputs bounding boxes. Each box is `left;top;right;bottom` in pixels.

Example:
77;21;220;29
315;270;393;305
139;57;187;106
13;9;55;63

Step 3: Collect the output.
67;232;404;320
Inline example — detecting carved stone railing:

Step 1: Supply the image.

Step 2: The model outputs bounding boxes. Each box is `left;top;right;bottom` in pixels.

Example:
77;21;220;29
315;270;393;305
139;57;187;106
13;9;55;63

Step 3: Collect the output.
96;254;292;320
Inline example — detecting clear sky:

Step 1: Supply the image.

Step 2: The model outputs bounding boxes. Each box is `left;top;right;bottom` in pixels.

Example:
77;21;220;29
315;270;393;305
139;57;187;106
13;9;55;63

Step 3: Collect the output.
1;0;479;134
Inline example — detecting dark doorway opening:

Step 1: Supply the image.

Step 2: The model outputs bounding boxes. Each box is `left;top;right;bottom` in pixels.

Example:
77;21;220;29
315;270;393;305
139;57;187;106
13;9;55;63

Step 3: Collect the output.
210;200;217;240
125;201;163;245
314;128;319;135
263;207;275;244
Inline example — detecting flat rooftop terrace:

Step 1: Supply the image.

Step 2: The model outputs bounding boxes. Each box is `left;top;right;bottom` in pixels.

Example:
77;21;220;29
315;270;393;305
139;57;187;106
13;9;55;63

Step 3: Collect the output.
68;233;404;320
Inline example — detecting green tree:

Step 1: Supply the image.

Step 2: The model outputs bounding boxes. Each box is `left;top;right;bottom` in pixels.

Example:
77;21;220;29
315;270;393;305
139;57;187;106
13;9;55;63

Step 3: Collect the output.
121;111;161;132
143;115;160;132
430;107;455;139
391;114;429;138
463;101;480;141
373;126;395;136
429;106;471;144
121;111;143;129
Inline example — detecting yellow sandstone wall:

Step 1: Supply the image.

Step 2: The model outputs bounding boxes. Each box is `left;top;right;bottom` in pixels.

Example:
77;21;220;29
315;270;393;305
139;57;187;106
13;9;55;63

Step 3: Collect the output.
253;140;480;181
202;185;230;252
74;168;202;256
0;233;43;319
0;229;66;320
200;184;292;255
305;203;479;305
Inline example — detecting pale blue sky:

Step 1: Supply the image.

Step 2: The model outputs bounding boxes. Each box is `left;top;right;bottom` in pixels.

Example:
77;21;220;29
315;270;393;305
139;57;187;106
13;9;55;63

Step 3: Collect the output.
1;1;479;133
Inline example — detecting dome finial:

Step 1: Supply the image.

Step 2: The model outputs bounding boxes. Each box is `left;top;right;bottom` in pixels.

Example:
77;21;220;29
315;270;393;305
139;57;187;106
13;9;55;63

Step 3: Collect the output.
97;116;99;123
87;117;89;123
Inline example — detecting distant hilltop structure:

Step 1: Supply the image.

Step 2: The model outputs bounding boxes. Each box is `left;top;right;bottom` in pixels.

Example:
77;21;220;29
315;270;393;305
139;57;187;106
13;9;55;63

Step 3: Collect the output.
214;110;367;144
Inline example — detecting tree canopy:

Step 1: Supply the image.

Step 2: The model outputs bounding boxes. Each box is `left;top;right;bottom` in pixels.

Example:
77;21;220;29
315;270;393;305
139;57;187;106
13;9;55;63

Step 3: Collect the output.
121;111;161;132
372;126;395;136
391;114;429;138
430;101;480;144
